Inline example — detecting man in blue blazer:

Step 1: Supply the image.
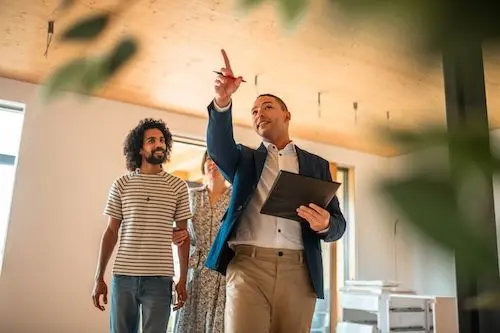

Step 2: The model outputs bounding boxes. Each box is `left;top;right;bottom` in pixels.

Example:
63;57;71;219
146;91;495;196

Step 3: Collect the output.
205;50;347;333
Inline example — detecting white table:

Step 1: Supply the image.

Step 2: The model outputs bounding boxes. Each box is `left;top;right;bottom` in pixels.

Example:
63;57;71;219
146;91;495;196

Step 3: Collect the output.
336;283;458;333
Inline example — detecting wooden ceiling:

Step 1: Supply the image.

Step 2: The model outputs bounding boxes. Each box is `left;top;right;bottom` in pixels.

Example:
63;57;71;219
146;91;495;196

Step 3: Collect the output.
2;0;500;156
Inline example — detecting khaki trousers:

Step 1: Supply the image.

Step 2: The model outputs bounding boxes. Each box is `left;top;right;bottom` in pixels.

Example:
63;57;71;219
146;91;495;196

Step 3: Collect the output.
225;245;317;333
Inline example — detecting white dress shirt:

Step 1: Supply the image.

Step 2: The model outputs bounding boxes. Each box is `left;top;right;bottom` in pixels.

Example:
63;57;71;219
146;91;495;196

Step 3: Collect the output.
229;141;304;250
213;100;304;250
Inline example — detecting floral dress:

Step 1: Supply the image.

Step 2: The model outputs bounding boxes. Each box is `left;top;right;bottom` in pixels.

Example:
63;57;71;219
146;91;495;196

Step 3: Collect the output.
174;185;231;333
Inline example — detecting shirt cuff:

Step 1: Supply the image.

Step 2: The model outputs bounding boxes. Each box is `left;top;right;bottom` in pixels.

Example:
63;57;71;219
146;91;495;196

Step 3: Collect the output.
213;98;231;112
317;225;330;234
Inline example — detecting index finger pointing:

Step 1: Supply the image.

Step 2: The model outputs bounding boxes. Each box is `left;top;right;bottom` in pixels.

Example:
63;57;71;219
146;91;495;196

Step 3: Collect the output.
221;49;232;71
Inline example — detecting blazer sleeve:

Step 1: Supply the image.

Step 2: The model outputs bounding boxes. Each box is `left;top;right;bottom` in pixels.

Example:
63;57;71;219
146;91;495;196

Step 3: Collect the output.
206;100;240;184
318;160;347;242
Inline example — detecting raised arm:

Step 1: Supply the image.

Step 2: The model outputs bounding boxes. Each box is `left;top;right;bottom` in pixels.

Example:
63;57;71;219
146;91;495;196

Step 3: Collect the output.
206;49;244;183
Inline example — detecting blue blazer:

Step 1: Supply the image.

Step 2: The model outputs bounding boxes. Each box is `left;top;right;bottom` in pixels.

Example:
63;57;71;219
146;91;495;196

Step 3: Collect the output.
204;101;347;299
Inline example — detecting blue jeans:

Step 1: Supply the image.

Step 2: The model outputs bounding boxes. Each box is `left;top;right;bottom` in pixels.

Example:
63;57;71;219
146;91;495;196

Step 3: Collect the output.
110;275;173;333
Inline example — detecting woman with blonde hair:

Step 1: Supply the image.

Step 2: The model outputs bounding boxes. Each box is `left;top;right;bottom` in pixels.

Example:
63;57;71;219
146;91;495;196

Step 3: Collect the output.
174;150;231;333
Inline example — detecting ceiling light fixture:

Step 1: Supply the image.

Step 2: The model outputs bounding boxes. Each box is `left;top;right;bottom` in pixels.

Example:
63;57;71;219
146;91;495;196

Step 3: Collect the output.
44;20;54;58
353;101;358;124
317;92;322;118
254;74;259;95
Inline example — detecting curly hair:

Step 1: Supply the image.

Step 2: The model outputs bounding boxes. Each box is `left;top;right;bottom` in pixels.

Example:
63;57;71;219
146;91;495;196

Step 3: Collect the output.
123;118;173;171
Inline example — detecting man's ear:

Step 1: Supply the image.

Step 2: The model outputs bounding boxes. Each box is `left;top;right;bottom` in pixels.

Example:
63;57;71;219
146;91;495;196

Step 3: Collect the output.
286;111;291;122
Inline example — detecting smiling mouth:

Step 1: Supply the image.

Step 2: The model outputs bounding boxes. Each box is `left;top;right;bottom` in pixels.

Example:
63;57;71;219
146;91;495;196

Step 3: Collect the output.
258;121;270;129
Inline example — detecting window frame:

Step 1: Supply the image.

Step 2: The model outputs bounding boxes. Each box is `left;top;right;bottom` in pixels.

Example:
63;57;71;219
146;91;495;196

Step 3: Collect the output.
0;101;25;276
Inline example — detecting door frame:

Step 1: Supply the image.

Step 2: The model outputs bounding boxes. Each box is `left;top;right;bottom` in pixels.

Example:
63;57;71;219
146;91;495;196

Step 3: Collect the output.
329;162;339;332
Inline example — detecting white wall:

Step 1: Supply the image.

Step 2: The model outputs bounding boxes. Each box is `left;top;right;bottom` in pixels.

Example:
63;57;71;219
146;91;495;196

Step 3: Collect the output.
0;78;397;332
388;147;457;296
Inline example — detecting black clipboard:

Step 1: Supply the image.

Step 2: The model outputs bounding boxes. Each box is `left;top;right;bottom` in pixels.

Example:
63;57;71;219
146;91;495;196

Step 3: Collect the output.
260;170;341;223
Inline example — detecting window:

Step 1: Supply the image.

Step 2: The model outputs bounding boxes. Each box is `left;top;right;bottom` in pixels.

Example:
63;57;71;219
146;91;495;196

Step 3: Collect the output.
337;167;355;283
311;167;353;333
0;101;25;273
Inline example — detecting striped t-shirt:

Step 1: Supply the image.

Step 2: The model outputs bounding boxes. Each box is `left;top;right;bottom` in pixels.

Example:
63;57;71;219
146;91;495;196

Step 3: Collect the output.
103;170;192;276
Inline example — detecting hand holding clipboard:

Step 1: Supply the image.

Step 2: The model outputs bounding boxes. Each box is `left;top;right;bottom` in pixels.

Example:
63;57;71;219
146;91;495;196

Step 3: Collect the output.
260;171;341;232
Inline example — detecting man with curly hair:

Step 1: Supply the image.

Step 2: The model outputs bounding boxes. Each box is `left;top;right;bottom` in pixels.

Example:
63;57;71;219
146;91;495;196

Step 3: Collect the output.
91;118;192;333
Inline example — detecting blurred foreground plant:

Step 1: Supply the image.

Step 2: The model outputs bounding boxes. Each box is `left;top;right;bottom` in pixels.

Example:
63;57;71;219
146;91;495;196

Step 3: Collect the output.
41;0;138;100
378;124;500;309
332;0;500;54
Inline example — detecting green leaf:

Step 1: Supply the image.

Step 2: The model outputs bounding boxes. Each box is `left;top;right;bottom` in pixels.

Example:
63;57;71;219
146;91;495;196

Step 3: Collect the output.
42;58;90;101
331;0;500;55
42;57;107;101
42;37;138;101
80;58;110;92
278;0;307;23
60;13;110;41
379;174;498;277
103;37;139;75
382;125;500;176
239;0;266;9
465;289;500;310
42;57;108;101
237;0;307;26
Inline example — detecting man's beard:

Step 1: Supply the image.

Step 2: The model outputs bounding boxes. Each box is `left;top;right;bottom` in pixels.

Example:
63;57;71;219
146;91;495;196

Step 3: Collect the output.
145;148;167;165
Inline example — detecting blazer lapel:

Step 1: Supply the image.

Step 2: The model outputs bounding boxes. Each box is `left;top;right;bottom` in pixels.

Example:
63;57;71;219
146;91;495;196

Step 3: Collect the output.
254;143;268;179
295;145;311;177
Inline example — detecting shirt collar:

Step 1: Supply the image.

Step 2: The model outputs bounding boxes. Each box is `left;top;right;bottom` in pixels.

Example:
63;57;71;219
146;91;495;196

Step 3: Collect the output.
262;140;296;154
